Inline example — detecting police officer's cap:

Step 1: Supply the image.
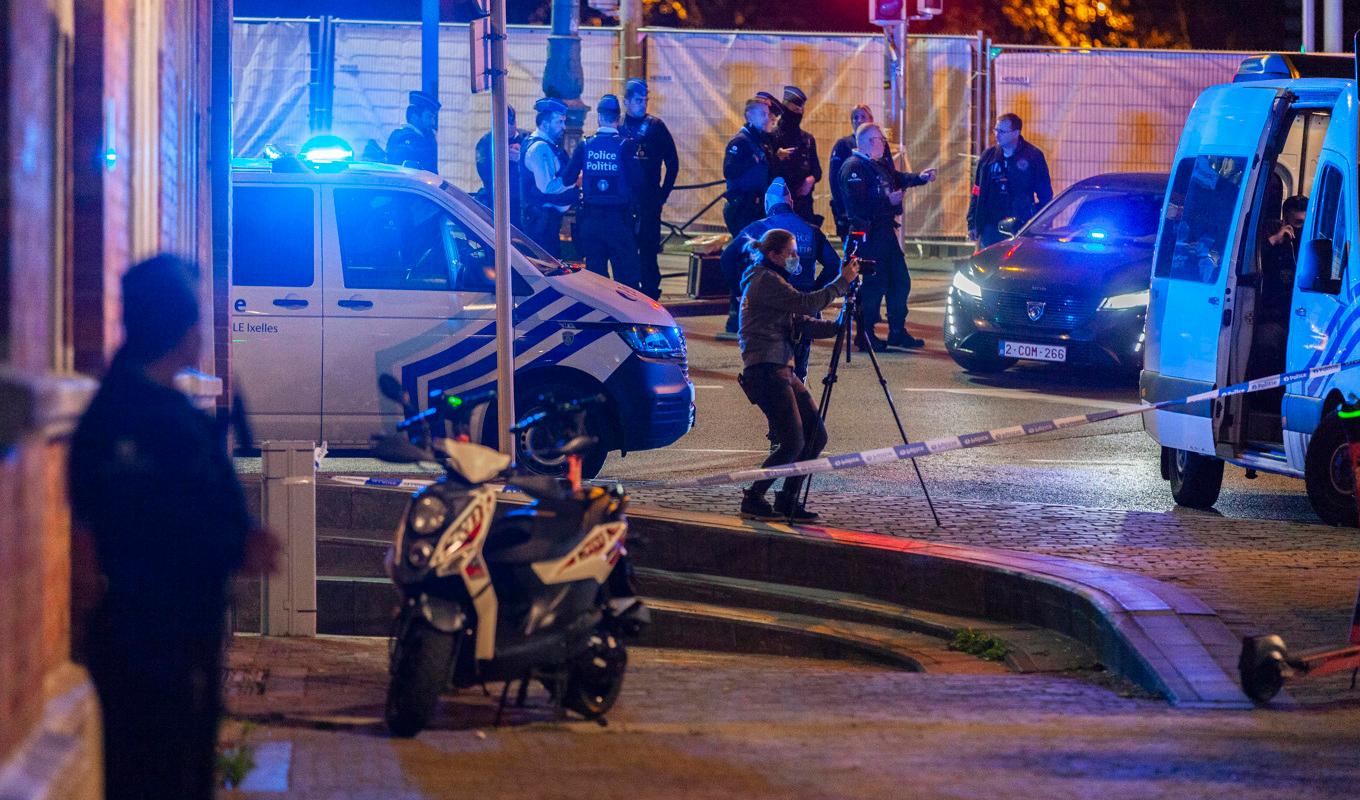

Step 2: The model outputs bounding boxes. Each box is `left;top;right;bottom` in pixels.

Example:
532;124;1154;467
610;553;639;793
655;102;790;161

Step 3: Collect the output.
755;91;784;116
408;90;441;113
783;86;807;105
624;78;648;99
597;94;621;115
534;97;568;115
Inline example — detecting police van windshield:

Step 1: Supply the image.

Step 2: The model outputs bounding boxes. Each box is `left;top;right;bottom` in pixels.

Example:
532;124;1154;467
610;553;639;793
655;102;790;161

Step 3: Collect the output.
1024;188;1163;245
439;182;567;275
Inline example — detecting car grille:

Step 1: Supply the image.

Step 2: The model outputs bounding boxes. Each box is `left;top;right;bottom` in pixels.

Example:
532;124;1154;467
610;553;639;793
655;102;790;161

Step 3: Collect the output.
989;291;1098;331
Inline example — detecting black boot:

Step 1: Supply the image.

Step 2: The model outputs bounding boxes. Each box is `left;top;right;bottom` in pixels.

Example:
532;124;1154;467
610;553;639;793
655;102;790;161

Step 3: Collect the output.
740;489;782;521
773;493;820;523
888;330;925;349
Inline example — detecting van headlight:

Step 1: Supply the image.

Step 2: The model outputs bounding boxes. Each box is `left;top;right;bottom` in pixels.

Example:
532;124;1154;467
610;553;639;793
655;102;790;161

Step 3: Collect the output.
619;325;686;358
1100;289;1150;310
951;271;983;299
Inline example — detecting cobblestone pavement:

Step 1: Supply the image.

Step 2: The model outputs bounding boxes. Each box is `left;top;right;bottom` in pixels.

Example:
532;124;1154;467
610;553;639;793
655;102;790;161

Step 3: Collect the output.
225;637;1360;800
627;485;1360;705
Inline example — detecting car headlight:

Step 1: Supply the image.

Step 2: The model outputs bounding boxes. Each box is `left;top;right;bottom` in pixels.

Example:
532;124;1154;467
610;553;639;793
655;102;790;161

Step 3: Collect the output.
951;270;983;299
410;493;449;535
619;324;686;358
1100;289;1149;310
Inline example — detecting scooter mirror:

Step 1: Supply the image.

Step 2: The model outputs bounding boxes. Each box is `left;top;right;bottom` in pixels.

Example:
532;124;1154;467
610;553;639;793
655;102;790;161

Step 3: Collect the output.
378;374;406;404
372;434;430;464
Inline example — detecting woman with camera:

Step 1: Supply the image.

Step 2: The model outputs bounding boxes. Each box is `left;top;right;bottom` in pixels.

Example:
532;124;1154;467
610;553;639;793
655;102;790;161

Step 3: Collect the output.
737;229;860;522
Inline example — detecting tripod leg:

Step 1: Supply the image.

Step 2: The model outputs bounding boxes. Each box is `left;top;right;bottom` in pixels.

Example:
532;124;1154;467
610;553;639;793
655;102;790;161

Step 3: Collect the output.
857;337;942;528
802;292;856;513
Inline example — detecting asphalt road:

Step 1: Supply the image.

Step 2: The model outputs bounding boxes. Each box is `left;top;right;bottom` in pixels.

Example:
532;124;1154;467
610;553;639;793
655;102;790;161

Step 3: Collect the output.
601;272;1318;523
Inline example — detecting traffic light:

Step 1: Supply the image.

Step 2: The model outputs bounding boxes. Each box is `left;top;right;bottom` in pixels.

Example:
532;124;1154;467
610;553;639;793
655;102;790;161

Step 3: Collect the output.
870;0;905;25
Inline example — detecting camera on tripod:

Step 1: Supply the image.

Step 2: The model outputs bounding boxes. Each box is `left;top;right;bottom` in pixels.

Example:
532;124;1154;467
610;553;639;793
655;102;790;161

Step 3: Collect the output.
843;231;877;276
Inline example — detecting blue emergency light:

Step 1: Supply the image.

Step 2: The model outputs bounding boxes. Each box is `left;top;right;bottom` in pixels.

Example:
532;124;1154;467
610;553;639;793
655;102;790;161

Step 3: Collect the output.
299;135;354;165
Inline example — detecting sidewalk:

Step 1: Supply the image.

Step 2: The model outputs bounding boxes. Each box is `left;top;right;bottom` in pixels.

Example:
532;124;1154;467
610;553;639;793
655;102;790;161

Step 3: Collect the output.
628;483;1360;705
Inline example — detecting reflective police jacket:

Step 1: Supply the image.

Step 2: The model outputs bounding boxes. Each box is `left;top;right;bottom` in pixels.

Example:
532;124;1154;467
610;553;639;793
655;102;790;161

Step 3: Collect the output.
839;150;929;235
723;125;771;204
521;132;578;211
561;128;641;209
386;124;438;173
720;203;841;292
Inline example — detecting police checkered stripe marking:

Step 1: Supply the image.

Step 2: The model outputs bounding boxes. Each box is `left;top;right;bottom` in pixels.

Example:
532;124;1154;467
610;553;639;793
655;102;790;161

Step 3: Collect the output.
660;358;1360;490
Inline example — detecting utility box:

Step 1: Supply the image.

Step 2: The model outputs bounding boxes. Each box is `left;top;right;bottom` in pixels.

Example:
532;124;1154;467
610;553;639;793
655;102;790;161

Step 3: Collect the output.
261;440;318;636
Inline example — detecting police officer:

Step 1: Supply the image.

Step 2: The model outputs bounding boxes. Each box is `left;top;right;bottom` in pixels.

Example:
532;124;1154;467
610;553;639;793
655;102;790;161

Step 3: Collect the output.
620;79;679;301
562;94;643;290
839;122;936;351
386;90;440;172
829;104;875;240
719;178;840;379
474;104;523;226
70;255;279;800
771;86;822;226
723;97;776;237
967;113;1053;249
520;97;580;257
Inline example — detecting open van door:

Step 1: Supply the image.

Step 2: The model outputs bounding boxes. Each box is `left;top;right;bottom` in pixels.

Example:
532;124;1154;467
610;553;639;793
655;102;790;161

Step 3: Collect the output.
1143;84;1291;455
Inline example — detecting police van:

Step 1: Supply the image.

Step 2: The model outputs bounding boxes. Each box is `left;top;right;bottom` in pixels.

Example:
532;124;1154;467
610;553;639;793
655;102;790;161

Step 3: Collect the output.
1142;53;1358;524
229;141;694;478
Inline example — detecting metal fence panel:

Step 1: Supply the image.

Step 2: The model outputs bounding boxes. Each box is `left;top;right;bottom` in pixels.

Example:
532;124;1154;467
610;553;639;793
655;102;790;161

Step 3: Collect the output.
990;48;1247;193
330;21;617;194
899;36;976;239
232;20;315;158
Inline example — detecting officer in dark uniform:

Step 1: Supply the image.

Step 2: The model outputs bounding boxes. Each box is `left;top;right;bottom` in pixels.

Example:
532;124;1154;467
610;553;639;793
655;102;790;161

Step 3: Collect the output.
562;94;643;290
771;86;822;226
620;79;679;300
829;104;875;240
520;97;580;257
839;123;936;351
723;97;776;237
386;90;441;173
719;178;841;377
70;255;279;800
474;104;523;226
967;113;1053;249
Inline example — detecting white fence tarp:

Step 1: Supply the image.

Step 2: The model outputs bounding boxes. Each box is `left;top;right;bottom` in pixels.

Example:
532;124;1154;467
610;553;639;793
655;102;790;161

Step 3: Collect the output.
991;48;1247;192
899;37;976;239
232;20;313;158
330;22;618;195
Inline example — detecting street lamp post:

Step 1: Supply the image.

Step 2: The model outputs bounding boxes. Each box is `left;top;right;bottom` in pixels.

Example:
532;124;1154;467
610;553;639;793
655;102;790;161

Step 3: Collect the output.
490;0;516;457
544;0;587;145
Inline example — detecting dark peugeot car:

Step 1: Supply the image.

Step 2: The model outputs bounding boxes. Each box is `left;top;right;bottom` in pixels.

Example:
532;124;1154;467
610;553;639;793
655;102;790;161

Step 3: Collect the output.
945;172;1168;375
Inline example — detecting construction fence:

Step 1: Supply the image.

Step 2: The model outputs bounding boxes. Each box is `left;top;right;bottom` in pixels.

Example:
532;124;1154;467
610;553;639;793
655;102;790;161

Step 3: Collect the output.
232;18;1249;241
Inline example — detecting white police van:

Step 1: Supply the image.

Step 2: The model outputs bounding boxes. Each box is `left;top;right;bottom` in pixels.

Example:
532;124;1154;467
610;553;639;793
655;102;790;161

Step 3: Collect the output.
229;141;694;478
1142;53;1358;523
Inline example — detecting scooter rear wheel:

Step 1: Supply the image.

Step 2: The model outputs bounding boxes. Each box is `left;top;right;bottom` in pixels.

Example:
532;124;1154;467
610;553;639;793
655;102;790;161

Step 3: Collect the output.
563;627;628;719
385;616;455;737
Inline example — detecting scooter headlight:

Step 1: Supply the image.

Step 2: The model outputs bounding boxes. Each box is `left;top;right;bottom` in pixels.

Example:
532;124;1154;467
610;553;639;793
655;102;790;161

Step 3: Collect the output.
407;541;434;567
410;493;449;535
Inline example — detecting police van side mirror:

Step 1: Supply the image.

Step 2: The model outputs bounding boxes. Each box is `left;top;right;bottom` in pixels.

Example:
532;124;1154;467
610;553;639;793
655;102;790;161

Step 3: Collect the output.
1297;238;1341;295
997;217;1019;238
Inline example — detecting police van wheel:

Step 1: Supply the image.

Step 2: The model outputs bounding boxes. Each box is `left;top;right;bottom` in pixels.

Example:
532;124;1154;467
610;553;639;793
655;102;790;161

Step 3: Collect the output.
1304;412;1358;527
513;382;609;480
946;345;1016;375
1166;447;1223;509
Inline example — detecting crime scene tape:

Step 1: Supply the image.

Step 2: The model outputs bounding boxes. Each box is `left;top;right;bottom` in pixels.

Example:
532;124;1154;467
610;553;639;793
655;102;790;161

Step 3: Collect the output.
657;357;1360;490
332;475;435;490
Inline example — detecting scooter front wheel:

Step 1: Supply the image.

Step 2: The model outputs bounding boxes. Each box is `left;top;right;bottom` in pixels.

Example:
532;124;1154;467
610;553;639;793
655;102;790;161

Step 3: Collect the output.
385;617;455;737
563;627;628;719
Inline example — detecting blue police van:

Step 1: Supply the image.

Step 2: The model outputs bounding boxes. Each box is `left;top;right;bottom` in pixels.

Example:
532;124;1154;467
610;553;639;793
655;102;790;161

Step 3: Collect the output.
1142;53;1359;523
229;142;694;478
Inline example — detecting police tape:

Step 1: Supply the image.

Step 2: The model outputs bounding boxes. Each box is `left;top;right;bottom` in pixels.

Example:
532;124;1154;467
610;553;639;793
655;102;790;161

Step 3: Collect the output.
332;475;435;490
656;357;1360;490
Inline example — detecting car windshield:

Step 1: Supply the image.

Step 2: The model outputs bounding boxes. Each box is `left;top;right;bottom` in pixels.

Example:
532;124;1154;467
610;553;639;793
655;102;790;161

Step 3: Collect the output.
1024;188;1164;245
438;181;571;275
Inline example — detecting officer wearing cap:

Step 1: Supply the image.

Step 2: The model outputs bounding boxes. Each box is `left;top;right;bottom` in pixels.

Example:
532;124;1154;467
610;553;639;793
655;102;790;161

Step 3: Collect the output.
771;86;822;226
620;78;679;300
386;90;441;173
520;97;580;257
474;104;523;225
561;95;643;290
723;97;777;237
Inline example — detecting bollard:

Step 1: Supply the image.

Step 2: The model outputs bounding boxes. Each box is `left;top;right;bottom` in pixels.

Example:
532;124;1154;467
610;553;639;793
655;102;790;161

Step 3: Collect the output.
260;440;317;636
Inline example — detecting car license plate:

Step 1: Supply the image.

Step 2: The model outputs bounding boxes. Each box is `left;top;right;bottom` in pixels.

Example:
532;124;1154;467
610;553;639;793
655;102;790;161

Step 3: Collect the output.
1000;341;1067;362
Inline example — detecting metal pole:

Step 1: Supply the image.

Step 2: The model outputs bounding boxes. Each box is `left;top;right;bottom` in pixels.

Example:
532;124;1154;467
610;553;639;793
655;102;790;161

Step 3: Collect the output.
1321;0;1341;53
619;0;643;82
546;0;587;145
421;0;439;99
491;0;516;458
1302;0;1316;53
